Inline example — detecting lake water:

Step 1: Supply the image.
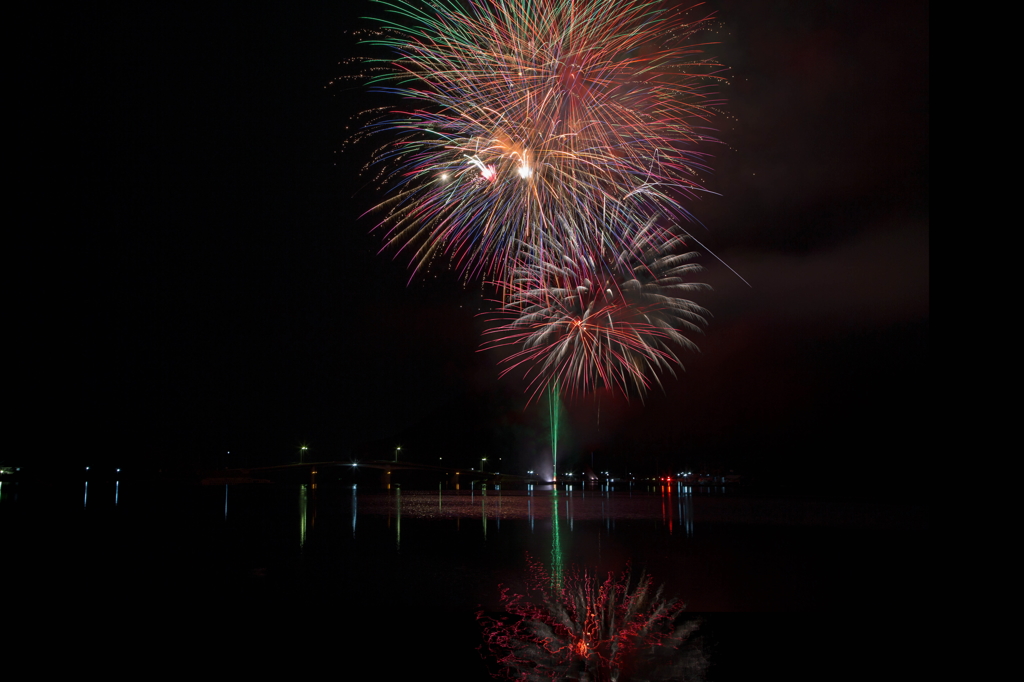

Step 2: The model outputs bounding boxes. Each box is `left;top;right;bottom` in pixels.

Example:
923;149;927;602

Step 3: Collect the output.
3;479;928;679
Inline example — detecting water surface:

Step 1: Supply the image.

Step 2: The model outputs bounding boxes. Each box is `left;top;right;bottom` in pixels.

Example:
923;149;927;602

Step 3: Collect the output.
3;479;928;679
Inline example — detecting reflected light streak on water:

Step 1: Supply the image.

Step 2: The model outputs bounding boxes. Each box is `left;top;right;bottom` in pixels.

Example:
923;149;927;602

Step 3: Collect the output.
481;484;487;540
299;484;308;549
667;484;673;535
115;480;119;506
565;487;575;533
351;484;357;538
83;481;88;508
224;484;228;520
675;482;695;537
677;483;682;532
346;487;708;533
551;490;564;590
682;485;694;537
660;483;668;534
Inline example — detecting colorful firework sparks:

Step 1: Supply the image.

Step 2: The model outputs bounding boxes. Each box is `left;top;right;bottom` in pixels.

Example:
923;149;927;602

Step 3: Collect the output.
478;557;707;681
360;0;726;283
482;234;711;402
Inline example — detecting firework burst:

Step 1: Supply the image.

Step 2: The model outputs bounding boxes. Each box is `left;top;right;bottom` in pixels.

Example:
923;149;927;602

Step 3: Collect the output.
361;0;726;283
478;558;707;681
483;233;711;402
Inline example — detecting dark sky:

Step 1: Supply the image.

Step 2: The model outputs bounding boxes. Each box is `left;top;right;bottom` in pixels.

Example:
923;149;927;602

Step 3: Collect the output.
37;1;927;488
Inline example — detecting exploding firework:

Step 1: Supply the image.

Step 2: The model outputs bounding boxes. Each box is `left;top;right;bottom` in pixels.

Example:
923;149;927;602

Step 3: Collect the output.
478;558;707;681
482;233;711;402
361;0;726;283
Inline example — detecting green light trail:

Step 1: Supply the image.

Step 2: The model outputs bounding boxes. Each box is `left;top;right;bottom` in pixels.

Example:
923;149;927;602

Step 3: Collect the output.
549;380;560;482
548;382;565;589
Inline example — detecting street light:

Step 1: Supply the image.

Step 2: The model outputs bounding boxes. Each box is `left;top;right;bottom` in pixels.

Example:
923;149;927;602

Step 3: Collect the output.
299;445;308;464
480;457;487;472
395;446;401;463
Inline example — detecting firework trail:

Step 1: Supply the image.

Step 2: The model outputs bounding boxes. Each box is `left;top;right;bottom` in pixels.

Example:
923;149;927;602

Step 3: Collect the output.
478;557;707;681
361;0;726;284
482;232;711;402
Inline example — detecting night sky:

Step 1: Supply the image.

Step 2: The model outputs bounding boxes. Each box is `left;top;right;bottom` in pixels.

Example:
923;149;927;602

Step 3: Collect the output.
40;1;927;492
